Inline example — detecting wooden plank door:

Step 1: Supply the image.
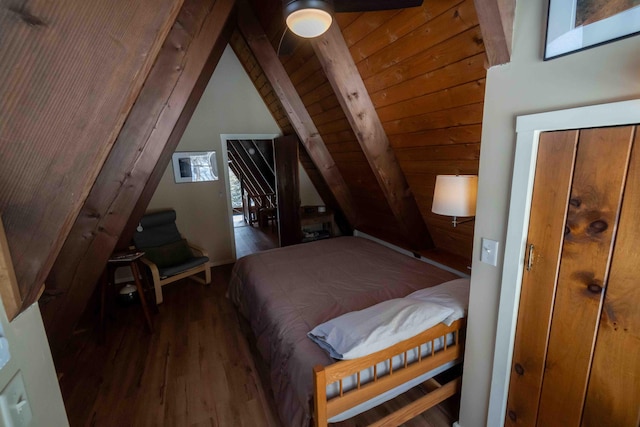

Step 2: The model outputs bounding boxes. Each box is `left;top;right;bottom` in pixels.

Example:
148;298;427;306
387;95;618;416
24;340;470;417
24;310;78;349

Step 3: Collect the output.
506;125;637;427
275;135;301;247
536;126;633;426
581;129;640;426
506;130;578;426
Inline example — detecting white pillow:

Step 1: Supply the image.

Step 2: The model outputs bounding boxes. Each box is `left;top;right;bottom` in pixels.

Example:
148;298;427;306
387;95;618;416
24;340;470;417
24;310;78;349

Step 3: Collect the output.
406;278;470;326
308;298;454;360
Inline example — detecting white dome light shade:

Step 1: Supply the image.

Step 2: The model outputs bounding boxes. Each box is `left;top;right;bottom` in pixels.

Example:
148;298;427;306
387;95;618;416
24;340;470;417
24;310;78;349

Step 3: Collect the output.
286;7;332;38
432;175;478;217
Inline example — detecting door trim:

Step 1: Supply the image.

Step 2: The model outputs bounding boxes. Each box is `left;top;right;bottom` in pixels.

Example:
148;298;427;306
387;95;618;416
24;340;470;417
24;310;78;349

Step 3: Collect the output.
487;99;640;427
220;133;279;260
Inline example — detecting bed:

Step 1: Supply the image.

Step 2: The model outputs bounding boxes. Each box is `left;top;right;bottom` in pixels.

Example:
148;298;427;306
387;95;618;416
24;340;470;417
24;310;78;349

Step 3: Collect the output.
228;236;468;427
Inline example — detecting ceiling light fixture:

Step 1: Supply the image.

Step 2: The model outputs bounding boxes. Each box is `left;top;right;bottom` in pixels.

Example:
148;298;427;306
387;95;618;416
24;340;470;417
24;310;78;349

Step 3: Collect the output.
284;0;333;38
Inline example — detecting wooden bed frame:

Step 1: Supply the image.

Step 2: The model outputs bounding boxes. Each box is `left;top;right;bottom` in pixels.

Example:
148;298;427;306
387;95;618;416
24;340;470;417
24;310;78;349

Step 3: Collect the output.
313;319;465;427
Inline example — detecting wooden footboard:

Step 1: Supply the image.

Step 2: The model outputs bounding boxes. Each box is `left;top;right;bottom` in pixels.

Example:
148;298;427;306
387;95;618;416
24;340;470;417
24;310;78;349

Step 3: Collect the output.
313;319;465;427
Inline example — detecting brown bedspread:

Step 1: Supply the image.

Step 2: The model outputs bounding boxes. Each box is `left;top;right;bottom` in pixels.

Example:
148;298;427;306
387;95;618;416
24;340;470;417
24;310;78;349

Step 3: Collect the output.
228;236;458;427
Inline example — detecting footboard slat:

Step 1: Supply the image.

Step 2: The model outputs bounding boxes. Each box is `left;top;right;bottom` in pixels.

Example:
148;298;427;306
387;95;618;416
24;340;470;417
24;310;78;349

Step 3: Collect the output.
369;378;461;427
313;319;465;427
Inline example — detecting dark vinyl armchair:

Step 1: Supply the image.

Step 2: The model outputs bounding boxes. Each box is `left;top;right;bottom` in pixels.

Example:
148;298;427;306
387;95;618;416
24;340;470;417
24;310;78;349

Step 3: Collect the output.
133;209;211;304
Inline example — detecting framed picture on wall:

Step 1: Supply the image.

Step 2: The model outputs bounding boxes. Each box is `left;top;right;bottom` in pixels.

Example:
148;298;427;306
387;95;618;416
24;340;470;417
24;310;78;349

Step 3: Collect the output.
545;1;640;60
172;151;218;183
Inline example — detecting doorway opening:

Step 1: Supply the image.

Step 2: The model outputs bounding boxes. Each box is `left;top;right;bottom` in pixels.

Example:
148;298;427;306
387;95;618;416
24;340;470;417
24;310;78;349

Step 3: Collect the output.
220;134;279;259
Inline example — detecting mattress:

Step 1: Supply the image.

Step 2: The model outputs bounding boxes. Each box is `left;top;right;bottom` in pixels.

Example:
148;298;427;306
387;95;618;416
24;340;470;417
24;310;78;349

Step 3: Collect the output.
228;236;459;427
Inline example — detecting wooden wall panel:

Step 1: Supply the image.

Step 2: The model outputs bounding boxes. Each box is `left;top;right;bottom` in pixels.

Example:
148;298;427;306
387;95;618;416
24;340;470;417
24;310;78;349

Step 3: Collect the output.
537;127;633;426
583;128;640;427
0;0;183;309
41;0;235;358
505;130;578;427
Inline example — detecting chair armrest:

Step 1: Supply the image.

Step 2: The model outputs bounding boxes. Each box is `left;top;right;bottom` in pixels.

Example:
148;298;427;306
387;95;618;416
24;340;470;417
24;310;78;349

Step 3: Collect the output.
188;242;209;258
139;256;159;272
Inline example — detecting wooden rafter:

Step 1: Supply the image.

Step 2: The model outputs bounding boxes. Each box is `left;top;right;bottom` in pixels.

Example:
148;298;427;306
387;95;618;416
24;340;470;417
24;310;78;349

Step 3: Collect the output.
311;24;434;250
42;0;235;356
473;0;514;66
236;0;359;227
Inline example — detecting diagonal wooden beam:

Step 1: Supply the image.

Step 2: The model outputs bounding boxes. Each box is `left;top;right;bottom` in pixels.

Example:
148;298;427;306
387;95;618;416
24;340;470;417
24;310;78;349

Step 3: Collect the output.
236;0;358;227
42;0;235;358
473;0;514;66
311;24;433;250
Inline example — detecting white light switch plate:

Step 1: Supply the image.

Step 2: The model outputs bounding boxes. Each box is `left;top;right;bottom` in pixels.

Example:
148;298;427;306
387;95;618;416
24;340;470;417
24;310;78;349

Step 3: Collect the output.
481;238;499;266
0;371;32;427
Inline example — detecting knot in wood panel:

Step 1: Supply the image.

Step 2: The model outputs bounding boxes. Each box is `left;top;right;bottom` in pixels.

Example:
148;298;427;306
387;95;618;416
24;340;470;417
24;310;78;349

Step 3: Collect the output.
587;219;608;235
587;283;603;294
514;363;525;376
508;410;517;421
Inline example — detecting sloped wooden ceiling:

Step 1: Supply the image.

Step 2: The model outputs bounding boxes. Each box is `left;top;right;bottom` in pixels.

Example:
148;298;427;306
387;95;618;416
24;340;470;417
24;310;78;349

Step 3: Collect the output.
0;0;512;361
0;0;184;313
238;0;489;265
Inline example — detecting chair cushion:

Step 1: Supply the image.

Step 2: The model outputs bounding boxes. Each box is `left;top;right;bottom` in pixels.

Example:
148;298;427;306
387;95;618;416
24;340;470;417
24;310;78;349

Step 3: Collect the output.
159;256;209;278
143;239;193;268
133;209;182;248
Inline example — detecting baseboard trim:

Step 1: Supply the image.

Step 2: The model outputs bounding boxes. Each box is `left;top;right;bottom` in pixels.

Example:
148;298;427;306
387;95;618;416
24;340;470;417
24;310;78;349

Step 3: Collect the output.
353;230;469;278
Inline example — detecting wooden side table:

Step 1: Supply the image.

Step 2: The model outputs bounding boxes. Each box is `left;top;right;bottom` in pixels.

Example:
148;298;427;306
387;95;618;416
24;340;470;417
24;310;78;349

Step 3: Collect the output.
100;251;154;337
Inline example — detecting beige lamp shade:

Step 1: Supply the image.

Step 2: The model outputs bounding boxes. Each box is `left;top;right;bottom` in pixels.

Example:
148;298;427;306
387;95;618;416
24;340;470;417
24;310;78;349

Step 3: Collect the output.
286;7;332;38
432;175;478;217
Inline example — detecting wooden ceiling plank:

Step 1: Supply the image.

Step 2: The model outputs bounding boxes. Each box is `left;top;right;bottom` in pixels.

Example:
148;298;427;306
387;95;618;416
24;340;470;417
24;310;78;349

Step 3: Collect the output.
389;124;482;149
363;26;485;94
41;0;235;358
311;24;434;250
473;0;514;66
357;0;478;81
377;79;486;123
346;0;464;62
370;53;487;109
237;0;358;227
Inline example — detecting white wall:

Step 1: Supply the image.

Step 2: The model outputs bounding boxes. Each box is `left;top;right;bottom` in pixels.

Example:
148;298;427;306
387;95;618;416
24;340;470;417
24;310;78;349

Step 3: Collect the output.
299;167;324;206
0;303;68;426
148;46;323;264
459;2;640;426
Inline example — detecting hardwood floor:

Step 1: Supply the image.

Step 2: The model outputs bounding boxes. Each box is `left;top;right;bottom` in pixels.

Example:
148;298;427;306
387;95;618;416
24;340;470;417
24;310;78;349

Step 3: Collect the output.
233;215;279;259
58;264;458;427
58;265;279;427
